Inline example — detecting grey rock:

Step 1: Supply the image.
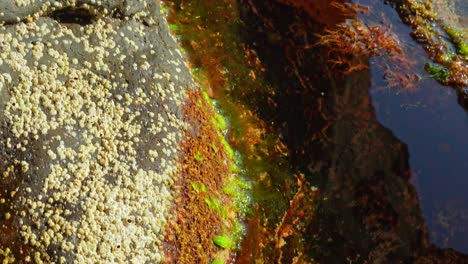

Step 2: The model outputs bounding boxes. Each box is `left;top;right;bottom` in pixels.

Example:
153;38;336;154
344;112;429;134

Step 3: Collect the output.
0;0;194;262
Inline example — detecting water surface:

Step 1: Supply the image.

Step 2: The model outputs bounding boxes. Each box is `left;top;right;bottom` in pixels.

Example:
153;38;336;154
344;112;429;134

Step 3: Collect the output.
364;0;468;253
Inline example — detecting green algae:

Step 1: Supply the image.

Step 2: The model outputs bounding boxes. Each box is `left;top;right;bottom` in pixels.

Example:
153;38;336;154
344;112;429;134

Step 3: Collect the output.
205;197;221;210
191;182;200;193
182;61;252;252
211;143;219;153
199;92;252;248
194;151;204;162
459;43;468;57
425;62;451;82
213;234;234;249
440;52;455;63
444;26;465;42
191;182;208;193
200;183;208;193
219;134;235;160
443;26;468;57
205;197;228;218
215;113;228;132
395;0;468;86
161;4;169;16
169;24;181;33
162;0;298;260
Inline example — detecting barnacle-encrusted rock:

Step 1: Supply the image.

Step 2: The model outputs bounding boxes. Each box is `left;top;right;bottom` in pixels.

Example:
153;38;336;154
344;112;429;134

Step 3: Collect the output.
0;0;197;262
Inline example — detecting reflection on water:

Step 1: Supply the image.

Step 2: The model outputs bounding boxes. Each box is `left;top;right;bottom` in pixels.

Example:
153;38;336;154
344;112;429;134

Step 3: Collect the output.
372;60;468;252
363;0;468;253
239;0;468;262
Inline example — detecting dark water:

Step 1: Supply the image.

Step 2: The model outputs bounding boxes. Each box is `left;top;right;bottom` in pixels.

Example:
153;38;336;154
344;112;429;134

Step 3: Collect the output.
238;0;468;261
362;0;468;253
372;76;468;253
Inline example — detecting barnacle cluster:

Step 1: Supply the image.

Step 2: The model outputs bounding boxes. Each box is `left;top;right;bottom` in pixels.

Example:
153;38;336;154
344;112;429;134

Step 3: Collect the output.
0;0;194;262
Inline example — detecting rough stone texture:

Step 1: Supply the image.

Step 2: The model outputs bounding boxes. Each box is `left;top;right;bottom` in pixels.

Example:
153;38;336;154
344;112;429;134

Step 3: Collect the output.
0;0;161;26
0;0;195;262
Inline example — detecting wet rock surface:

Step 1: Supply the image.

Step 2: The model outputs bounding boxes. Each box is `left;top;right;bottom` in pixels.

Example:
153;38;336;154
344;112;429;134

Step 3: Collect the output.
0;0;195;262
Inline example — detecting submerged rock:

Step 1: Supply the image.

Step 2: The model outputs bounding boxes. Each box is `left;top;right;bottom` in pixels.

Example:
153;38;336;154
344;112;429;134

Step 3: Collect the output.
389;0;468;88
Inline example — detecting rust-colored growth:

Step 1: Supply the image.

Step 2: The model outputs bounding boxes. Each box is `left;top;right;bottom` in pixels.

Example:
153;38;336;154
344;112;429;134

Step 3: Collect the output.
227;106;267;159
274;174;319;264
0;163;33;262
447;57;468;86
165;0;239;99
163;89;233;263
271;0;368;28
235;174;318;263
315;20;403;66
315;18;416;89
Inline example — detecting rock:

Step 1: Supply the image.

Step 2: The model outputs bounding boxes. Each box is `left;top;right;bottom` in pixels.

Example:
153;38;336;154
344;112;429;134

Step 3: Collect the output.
0;0;196;262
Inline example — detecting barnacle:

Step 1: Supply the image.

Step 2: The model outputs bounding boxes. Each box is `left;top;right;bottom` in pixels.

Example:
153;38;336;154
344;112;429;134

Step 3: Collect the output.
0;0;190;262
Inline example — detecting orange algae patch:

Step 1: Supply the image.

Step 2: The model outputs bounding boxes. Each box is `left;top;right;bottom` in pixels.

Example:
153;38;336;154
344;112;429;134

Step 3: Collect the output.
163;89;235;263
274;174;319;264
235;174;319;264
315;14;417;90
163;0;239;99
162;1;302;262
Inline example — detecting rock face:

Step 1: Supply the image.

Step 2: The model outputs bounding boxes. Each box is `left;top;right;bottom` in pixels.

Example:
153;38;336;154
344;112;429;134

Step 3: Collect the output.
0;1;196;262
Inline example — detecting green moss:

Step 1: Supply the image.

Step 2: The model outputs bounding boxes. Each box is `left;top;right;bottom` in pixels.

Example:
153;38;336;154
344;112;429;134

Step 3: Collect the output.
194;151;204;162
425;62;450;82
213;234;233;249
211;260;223;264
